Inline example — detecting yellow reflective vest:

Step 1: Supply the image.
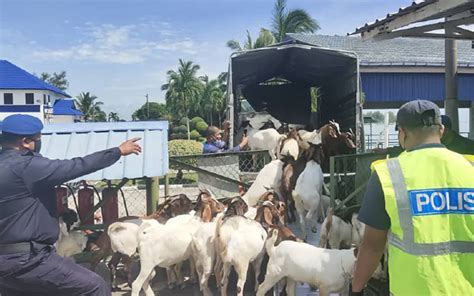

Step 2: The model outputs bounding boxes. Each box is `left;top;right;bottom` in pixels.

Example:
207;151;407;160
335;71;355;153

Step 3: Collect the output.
372;148;474;295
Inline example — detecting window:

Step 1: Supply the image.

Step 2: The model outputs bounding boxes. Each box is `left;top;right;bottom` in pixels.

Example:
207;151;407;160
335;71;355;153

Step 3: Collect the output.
48;95;51;103
3;93;13;105
25;93;34;104
43;94;47;105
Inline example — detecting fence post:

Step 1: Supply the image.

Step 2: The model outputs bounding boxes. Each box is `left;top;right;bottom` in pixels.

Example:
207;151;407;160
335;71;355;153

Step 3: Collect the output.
164;174;170;197
146;177;160;215
330;156;336;207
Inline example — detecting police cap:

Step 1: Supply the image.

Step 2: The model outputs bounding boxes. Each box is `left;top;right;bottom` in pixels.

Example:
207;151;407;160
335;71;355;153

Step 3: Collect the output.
0;114;44;135
396;100;441;131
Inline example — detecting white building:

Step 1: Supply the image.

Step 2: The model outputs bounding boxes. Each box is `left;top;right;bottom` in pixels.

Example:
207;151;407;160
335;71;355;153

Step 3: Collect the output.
0;60;83;123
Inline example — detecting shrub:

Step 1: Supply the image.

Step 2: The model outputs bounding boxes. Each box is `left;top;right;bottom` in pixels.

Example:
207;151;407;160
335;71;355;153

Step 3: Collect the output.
177;125;188;133
190;116;205;129
179;117;189;126
168;140;203;157
176;133;187;139
169;133;179;140
195;121;209;136
190;130;201;140
198;137;207;143
171;126;181;134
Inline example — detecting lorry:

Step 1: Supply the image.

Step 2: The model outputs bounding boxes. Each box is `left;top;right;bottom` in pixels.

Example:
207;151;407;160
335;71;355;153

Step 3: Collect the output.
226;39;364;152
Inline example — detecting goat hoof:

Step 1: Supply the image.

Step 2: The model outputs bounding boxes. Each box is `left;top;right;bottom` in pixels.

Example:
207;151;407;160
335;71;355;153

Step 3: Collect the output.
180;283;186;290
311;227;318;233
168;283;175;290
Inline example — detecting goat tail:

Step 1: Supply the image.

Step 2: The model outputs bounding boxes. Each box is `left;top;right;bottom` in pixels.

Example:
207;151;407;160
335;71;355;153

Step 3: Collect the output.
265;228;279;258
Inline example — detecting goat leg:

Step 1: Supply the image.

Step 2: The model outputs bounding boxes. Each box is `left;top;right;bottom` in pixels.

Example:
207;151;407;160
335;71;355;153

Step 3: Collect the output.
107;252;122;290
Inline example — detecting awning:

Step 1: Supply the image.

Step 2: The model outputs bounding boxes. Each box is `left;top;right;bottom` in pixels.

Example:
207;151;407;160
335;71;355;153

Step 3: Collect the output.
41;121;169;181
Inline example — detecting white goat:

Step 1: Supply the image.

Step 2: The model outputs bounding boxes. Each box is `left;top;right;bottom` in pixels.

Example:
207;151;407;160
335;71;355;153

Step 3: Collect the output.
131;215;203;296
292;159;324;240
191;214;222;296
257;229;357;296
279;138;299;160
248;128;286;160
319;210;365;249
298;129;321;150
242;159;284;207
56;217;87;258
214;215;267;296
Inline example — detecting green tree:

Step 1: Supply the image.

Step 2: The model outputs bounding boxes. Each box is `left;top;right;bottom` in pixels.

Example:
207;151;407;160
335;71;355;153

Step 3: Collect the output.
226;28;276;51
271;0;320;42
39;71;69;91
161;59;203;140
200;75;225;126
75;92;104;122
108;112;120;122
365;111;385;123
132;102;169;121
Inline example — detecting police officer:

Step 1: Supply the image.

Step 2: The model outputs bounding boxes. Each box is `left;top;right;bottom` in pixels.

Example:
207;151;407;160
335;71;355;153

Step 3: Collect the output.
0;114;142;296
351;100;474;295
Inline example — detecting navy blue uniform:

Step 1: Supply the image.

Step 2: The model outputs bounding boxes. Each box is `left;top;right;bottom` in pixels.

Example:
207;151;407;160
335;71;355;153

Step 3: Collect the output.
0;147;121;296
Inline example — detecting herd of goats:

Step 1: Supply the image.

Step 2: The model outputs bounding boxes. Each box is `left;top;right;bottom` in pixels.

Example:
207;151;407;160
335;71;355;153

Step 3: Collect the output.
56;120;388;296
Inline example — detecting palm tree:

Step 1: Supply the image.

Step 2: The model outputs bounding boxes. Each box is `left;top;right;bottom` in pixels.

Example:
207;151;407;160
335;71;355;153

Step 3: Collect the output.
226;28;276;51
75;92;104;121
108;112;120;122
200;76;225;126
161;59;203;139
271;0;320;42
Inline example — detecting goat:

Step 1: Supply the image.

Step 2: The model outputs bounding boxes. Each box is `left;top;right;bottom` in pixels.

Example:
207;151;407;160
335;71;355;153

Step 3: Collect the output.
279;129;300;161
292;143;325;240
214;197;267;296
319;208;365;249
257;229;358;296
248;128;287;160
93;193;193;290
56;209;87;258
131;192;225;296
242;160;284;207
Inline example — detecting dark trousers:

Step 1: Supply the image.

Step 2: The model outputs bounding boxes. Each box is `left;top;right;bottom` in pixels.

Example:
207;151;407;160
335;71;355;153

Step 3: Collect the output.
0;247;110;296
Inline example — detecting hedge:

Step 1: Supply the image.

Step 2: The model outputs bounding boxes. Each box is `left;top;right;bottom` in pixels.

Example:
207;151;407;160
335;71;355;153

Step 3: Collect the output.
179;117;189;126
169;140;203;157
177;125;188;133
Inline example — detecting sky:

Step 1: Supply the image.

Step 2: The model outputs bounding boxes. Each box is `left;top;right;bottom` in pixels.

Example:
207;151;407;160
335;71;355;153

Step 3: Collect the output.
0;0;470;127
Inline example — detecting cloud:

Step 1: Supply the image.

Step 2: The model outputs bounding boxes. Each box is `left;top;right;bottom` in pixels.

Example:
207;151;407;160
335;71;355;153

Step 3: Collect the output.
32;22;196;64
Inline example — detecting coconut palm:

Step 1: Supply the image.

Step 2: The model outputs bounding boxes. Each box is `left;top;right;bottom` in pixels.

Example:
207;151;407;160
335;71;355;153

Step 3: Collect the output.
226;28;276;51
271;0;320;42
161;59;203;139
108;112;120;122
200;76;225;126
75;92;104;122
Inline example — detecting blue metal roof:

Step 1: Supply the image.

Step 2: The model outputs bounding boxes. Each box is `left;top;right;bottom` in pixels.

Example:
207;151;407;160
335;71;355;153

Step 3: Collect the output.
52;99;83;116
361;73;474;106
41;121;169;181
0;60;71;97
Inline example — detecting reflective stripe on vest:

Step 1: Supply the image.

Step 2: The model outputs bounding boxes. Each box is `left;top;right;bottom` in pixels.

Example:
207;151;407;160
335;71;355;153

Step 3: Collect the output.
387;158;474;256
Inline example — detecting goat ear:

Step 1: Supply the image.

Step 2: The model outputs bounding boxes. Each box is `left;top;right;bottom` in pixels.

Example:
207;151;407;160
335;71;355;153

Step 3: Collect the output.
263;207;274;226
328;126;338;138
354;247;359;258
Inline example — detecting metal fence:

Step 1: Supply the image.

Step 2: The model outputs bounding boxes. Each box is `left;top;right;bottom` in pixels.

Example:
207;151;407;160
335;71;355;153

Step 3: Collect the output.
166;150;271;199
329;152;392;210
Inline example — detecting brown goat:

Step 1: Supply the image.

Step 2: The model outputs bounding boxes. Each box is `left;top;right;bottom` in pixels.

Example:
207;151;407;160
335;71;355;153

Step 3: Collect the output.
89;194;193;290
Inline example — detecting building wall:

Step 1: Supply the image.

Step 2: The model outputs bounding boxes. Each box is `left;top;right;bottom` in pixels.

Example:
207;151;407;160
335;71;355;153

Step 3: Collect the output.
0;89;65;122
52;115;77;124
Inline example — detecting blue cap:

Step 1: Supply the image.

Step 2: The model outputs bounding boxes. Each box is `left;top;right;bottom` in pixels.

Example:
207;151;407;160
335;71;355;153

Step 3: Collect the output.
0;114;44;135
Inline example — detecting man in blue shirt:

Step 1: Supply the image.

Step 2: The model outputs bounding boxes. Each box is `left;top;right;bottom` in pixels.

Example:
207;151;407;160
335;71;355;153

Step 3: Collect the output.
0;114;142;296
203;122;248;154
